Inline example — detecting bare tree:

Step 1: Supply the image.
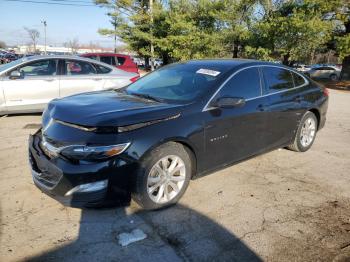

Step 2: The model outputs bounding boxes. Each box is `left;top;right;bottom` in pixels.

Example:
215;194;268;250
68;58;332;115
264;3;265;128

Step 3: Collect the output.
64;38;80;54
24;27;40;52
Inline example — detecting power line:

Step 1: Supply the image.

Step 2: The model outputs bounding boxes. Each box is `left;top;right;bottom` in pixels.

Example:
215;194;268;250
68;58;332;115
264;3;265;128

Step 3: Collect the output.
46;0;96;3
2;0;98;7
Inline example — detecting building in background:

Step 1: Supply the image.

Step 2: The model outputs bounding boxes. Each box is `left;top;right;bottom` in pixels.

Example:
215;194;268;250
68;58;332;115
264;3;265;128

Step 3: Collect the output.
14;44;114;55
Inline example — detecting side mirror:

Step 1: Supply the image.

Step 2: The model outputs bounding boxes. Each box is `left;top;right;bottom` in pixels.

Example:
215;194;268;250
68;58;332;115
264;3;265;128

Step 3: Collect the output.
213;97;246;109
9;70;22;80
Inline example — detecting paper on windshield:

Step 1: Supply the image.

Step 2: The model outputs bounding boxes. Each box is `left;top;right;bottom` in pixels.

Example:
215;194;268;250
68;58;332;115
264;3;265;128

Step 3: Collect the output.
196;68;221;77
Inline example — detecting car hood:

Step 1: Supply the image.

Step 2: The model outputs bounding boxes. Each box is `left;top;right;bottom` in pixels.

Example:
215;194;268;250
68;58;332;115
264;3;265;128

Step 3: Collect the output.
46;91;184;127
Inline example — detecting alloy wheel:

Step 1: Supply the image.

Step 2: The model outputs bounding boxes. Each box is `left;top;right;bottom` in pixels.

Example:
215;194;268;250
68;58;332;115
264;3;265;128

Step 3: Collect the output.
147;155;186;204
300;117;316;147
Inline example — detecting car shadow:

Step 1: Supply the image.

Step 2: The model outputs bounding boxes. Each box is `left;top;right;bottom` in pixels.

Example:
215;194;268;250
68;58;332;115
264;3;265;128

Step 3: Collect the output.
27;202;263;262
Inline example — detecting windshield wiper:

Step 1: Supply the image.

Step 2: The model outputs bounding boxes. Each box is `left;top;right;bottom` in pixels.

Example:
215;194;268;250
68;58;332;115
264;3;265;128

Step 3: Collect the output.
129;92;163;103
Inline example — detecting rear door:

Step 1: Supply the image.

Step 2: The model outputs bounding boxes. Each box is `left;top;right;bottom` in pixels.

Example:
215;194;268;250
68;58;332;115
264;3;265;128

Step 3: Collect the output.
117;55;138;73
59;59;104;98
2;59;59;112
261;66;306;148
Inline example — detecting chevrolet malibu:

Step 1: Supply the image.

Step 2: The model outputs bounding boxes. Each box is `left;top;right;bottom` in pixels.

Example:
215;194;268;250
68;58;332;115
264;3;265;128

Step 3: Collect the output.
0;55;138;115
28;60;328;210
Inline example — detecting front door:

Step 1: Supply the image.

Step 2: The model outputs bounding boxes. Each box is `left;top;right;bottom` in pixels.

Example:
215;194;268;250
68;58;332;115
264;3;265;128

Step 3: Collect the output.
202;67;269;171
2;59;59;112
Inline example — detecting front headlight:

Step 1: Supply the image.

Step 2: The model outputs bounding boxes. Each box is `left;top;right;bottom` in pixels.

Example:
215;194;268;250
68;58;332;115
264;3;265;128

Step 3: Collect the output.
60;143;130;160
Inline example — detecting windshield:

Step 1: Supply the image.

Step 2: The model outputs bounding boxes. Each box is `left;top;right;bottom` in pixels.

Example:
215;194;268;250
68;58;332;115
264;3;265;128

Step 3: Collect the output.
0;58;27;72
125;63;230;103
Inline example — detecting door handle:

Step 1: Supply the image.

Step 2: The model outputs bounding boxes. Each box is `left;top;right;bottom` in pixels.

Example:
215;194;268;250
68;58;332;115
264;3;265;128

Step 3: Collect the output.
93;78;102;81
44;79;55;82
257;104;266;111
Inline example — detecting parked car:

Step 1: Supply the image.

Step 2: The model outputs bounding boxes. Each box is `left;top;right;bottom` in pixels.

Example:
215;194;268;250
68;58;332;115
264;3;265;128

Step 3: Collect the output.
2;53;19;63
294;64;311;72
29;60;328;210
81;53;139;74
0;55;138;115
154;59;163;69
0;53;17;64
305;65;341;81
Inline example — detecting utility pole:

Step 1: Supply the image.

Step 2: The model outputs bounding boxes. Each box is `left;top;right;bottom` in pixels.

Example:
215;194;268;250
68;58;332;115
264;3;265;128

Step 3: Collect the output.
41;20;47;55
114;16;117;53
150;0;154;71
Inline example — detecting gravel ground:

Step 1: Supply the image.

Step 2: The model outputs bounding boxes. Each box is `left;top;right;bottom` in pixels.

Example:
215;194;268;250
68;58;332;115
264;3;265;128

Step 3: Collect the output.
0;89;349;262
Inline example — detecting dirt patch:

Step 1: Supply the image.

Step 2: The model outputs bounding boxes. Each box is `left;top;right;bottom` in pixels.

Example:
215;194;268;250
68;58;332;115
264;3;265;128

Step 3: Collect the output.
270;200;350;261
316;80;350;91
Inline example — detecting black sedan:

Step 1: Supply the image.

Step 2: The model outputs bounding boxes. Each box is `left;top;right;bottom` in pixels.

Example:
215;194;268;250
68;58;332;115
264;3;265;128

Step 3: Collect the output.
28;60;328;210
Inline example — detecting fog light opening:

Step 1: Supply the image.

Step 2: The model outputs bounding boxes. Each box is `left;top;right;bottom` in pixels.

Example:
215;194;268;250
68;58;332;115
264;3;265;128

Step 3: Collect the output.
65;180;108;196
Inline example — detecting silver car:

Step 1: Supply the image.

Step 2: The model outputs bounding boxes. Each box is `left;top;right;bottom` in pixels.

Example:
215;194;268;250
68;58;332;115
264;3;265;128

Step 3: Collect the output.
0;55;138;115
305;65;341;81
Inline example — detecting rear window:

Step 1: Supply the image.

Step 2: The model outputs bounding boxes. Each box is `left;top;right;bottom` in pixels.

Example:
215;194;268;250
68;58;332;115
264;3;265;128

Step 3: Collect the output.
64;60;96;75
262;67;294;93
292;72;306;87
94;64;112;74
117;56;126;65
100;56;116;66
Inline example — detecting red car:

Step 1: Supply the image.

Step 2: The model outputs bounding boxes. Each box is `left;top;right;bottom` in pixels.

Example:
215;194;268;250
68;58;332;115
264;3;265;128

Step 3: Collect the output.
81;53;139;74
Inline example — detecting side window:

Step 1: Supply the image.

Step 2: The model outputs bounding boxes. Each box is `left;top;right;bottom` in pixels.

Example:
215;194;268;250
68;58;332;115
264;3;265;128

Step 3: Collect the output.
117;56;126;65
94;64;112;74
262;67;294;93
100;56;117;66
65;60;96;75
219;67;261;99
14;59;57;77
292;72;306;87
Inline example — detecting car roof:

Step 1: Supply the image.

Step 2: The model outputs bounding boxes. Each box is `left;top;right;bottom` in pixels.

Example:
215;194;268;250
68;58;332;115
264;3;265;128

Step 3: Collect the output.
312;65;338;69
182;59;290;70
29;54;119;66
82;53;131;58
0;55;134;75
17;54;97;62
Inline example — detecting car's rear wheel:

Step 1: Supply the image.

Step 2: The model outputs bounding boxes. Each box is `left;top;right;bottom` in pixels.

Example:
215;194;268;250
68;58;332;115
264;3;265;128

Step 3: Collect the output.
288;111;318;152
330;74;338;81
132;142;192;210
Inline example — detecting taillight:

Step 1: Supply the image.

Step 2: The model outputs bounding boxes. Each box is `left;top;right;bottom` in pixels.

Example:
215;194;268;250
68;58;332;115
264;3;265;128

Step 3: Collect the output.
323;88;329;97
130;76;139;83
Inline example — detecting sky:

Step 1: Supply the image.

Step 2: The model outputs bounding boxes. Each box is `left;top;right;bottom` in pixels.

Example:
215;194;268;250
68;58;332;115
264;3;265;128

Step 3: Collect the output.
0;0;121;48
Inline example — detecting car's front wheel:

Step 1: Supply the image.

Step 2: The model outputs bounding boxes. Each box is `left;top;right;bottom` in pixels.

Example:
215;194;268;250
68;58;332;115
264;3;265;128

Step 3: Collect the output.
132;142;192;210
288;111;318;152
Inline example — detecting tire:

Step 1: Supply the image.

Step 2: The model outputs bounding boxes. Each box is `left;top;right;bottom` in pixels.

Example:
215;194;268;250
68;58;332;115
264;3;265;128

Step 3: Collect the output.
330;74;338;81
288;111;318;152
132;142;193;210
